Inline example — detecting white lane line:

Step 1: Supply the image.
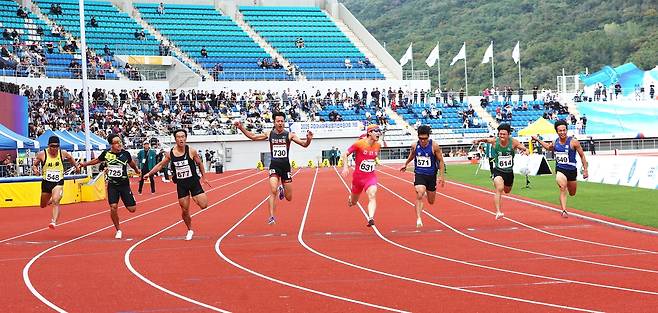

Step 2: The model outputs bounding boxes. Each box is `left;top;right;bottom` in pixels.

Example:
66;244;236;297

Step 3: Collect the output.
376;181;658;296
378;166;658;257
214;168;409;313
124;172;271;313
307;167;601;312
382;164;658;243
1;170;253;244
23;170;264;313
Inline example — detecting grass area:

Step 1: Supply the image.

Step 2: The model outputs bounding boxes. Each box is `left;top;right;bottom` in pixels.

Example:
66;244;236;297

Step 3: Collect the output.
445;163;658;229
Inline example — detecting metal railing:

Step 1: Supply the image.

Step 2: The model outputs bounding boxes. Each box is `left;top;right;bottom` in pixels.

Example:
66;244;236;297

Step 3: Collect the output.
302;70;385;80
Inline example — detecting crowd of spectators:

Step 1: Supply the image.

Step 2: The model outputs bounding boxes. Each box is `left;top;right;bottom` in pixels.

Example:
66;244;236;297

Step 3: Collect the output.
19;85;449;145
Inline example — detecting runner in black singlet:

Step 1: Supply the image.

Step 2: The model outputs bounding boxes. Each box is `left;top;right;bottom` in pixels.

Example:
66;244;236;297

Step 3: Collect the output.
145;129;210;241
234;112;313;225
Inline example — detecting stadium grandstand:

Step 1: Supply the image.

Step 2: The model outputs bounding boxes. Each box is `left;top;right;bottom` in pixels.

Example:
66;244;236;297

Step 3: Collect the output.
0;0;656;173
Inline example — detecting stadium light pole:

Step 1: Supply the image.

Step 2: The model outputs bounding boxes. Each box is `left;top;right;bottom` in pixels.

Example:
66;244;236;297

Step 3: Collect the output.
78;0;92;164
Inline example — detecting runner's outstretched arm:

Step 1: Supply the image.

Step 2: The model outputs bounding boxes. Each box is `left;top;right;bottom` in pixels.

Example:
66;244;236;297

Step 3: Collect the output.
191;147;210;186
290;130;313;147
234;120;268;141
144;153;170;178
531;135;554;151
572;138;589;179
400;143;416;171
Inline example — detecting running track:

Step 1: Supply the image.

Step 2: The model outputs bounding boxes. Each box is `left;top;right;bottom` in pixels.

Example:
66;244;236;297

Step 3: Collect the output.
2;166;658;312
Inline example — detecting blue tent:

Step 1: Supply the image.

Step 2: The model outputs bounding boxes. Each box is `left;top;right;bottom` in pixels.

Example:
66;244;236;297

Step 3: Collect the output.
0;124;39;150
53;130;93;150
37;130;79;151
75;131;107;150
65;131;104;150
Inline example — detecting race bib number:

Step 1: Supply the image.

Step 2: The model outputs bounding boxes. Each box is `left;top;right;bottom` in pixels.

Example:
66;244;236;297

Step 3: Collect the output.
45;169;62;182
497;155;513;169
175;164;192;179
107;165;123;178
555;152;569;164
359;159;376;173
416;156;431;168
272;145;287;158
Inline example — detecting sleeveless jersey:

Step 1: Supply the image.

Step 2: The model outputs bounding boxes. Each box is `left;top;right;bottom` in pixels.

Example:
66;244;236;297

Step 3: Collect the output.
493;138;515;173
348;139;380;176
414;139;437;175
98;149;132;186
170;145;199;184
269;129;291;168
554;137;577;171
42;149;64;182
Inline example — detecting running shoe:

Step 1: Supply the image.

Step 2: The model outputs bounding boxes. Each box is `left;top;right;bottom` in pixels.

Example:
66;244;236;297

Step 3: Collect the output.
495;211;505;220
416;219;423;228
114;230;123;239
561;209;569;218
185;230;194;241
277;185;285;200
367;218;375;227
268;216;276;225
48;222;56;230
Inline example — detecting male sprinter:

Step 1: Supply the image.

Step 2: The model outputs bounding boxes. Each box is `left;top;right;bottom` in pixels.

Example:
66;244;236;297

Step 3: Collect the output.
80;134;140;239
342;124;382;227
532;120;589;217
400;125;445;227
144;129;210;240
473;123;529;219
234;112;313;224
32;136;79;229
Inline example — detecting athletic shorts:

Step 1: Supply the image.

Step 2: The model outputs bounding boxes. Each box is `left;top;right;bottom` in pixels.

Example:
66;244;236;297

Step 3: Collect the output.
351;174;377;194
414;173;437;192
108;184;136;207
176;178;205;199
269;163;292;184
41;179;64;194
556;167;578;182
492;168;514;187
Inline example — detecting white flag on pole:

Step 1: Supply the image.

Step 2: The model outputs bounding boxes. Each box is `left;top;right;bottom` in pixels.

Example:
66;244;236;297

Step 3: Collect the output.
425;43;439;67
481;42;493;64
399;43;413;66
512;41;520;64
450;43;466;66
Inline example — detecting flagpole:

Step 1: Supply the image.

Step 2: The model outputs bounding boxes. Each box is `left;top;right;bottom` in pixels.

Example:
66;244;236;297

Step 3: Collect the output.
518;56;522;90
437;41;441;90
463;42;468;101
491;41;495;89
411;43;414;79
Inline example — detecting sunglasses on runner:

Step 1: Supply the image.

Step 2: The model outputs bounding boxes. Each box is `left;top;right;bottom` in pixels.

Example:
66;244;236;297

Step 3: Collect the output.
418;136;429;141
48;144;59;148
369;128;382;134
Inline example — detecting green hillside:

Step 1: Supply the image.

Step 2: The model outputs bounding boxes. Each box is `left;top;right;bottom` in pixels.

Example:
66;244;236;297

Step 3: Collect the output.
342;0;658;92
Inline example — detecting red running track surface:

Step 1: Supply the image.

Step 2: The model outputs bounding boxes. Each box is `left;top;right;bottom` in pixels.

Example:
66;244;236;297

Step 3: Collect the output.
2;167;658;312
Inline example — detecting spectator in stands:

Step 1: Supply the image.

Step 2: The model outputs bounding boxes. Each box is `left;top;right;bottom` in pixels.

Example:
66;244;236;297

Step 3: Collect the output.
614;82;622;99
364;57;372;68
36;25;44;36
357;58;365;68
271;58;281;69
459;89;465;103
295;37;305;48
157;2;165;15
103;44;113;56
200;46;208;58
45;42;54;54
90;16;99;28
212;63;223;80
134;29;145;40
0;45;9;58
2;28;10;40
17;7;28;18
344;57;352;69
